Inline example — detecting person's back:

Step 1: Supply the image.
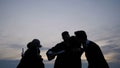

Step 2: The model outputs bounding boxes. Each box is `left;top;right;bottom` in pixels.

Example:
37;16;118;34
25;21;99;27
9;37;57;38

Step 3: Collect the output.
85;41;109;68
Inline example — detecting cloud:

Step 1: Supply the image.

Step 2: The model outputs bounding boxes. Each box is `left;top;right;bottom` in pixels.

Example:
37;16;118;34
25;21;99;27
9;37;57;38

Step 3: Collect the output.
101;43;120;66
109;62;120;68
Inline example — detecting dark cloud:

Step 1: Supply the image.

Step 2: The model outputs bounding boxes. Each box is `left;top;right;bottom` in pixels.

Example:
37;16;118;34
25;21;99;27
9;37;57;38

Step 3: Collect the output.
102;44;120;54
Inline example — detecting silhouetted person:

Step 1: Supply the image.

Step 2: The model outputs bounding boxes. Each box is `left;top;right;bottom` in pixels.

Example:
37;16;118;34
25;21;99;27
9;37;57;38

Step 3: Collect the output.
74;30;109;68
17;39;44;68
66;36;84;68
46;31;70;68
46;31;83;68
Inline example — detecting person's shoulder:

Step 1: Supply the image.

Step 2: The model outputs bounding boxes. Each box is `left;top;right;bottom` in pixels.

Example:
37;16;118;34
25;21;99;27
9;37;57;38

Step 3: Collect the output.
88;40;100;47
88;40;96;44
48;41;64;50
55;41;64;46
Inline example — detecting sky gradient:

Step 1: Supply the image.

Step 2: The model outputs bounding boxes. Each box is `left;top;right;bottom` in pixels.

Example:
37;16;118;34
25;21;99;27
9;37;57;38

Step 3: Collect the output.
0;0;120;68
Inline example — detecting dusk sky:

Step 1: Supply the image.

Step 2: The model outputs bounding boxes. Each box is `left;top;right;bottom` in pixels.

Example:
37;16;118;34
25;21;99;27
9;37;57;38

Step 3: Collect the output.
0;0;120;68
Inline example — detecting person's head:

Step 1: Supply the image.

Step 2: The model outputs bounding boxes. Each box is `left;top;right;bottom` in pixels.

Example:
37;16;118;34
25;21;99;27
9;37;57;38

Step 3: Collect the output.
32;39;42;48
62;31;70;42
27;42;33;49
69;36;80;48
74;30;87;43
27;39;42;49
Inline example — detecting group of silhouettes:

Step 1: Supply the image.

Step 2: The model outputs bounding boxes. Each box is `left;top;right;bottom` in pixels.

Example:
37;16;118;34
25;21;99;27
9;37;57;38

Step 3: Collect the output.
17;30;109;68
